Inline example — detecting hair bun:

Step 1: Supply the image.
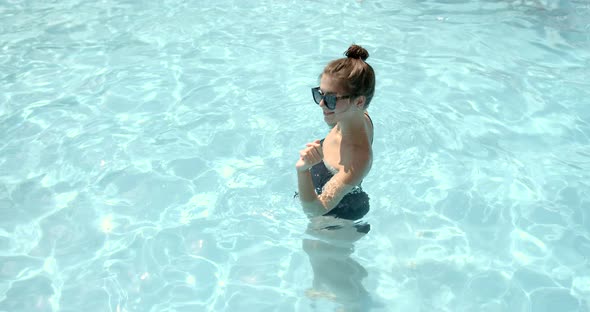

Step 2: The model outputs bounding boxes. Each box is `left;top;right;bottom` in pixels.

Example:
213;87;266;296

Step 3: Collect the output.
345;44;369;61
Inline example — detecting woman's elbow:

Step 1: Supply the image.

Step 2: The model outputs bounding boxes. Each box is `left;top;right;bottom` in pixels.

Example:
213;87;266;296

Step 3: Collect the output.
301;199;329;217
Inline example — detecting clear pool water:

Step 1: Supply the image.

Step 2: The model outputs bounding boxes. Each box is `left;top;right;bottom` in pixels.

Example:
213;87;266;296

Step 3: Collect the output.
1;0;589;311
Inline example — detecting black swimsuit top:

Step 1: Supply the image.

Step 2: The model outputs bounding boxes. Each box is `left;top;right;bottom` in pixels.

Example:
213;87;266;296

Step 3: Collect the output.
309;113;374;221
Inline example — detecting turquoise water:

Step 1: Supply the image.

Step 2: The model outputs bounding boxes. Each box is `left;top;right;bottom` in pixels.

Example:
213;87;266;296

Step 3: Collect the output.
1;0;589;311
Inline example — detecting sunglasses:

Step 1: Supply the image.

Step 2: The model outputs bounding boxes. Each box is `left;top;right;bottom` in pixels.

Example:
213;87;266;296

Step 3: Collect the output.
311;87;354;110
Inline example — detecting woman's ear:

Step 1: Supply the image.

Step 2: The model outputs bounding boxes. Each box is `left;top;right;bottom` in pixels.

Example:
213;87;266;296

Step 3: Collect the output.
355;96;366;109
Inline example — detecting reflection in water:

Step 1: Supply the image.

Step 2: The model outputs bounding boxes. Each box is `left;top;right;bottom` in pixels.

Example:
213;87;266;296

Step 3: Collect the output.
303;216;373;311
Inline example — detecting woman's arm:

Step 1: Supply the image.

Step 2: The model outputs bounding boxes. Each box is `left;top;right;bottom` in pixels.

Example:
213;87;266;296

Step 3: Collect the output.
299;171;355;216
297;143;371;216
296;139;325;215
297;170;327;216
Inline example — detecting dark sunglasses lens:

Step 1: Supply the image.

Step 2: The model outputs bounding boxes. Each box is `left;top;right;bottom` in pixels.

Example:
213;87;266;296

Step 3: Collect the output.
312;88;322;104
325;95;337;110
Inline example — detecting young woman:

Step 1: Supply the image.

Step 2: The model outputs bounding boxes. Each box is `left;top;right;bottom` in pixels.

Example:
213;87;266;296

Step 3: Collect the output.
296;44;376;224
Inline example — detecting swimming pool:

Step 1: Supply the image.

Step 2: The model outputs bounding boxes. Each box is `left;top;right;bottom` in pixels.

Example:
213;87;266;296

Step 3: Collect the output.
1;0;589;311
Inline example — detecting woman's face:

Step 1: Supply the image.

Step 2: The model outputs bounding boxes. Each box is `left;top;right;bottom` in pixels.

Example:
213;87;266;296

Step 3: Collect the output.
318;74;355;126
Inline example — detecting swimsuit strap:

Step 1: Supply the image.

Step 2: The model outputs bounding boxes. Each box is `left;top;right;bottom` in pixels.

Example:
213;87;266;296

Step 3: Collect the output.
364;112;374;144
364;112;374;128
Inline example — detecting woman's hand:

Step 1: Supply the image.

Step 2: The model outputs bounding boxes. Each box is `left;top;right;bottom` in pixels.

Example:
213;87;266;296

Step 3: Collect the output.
296;139;323;172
